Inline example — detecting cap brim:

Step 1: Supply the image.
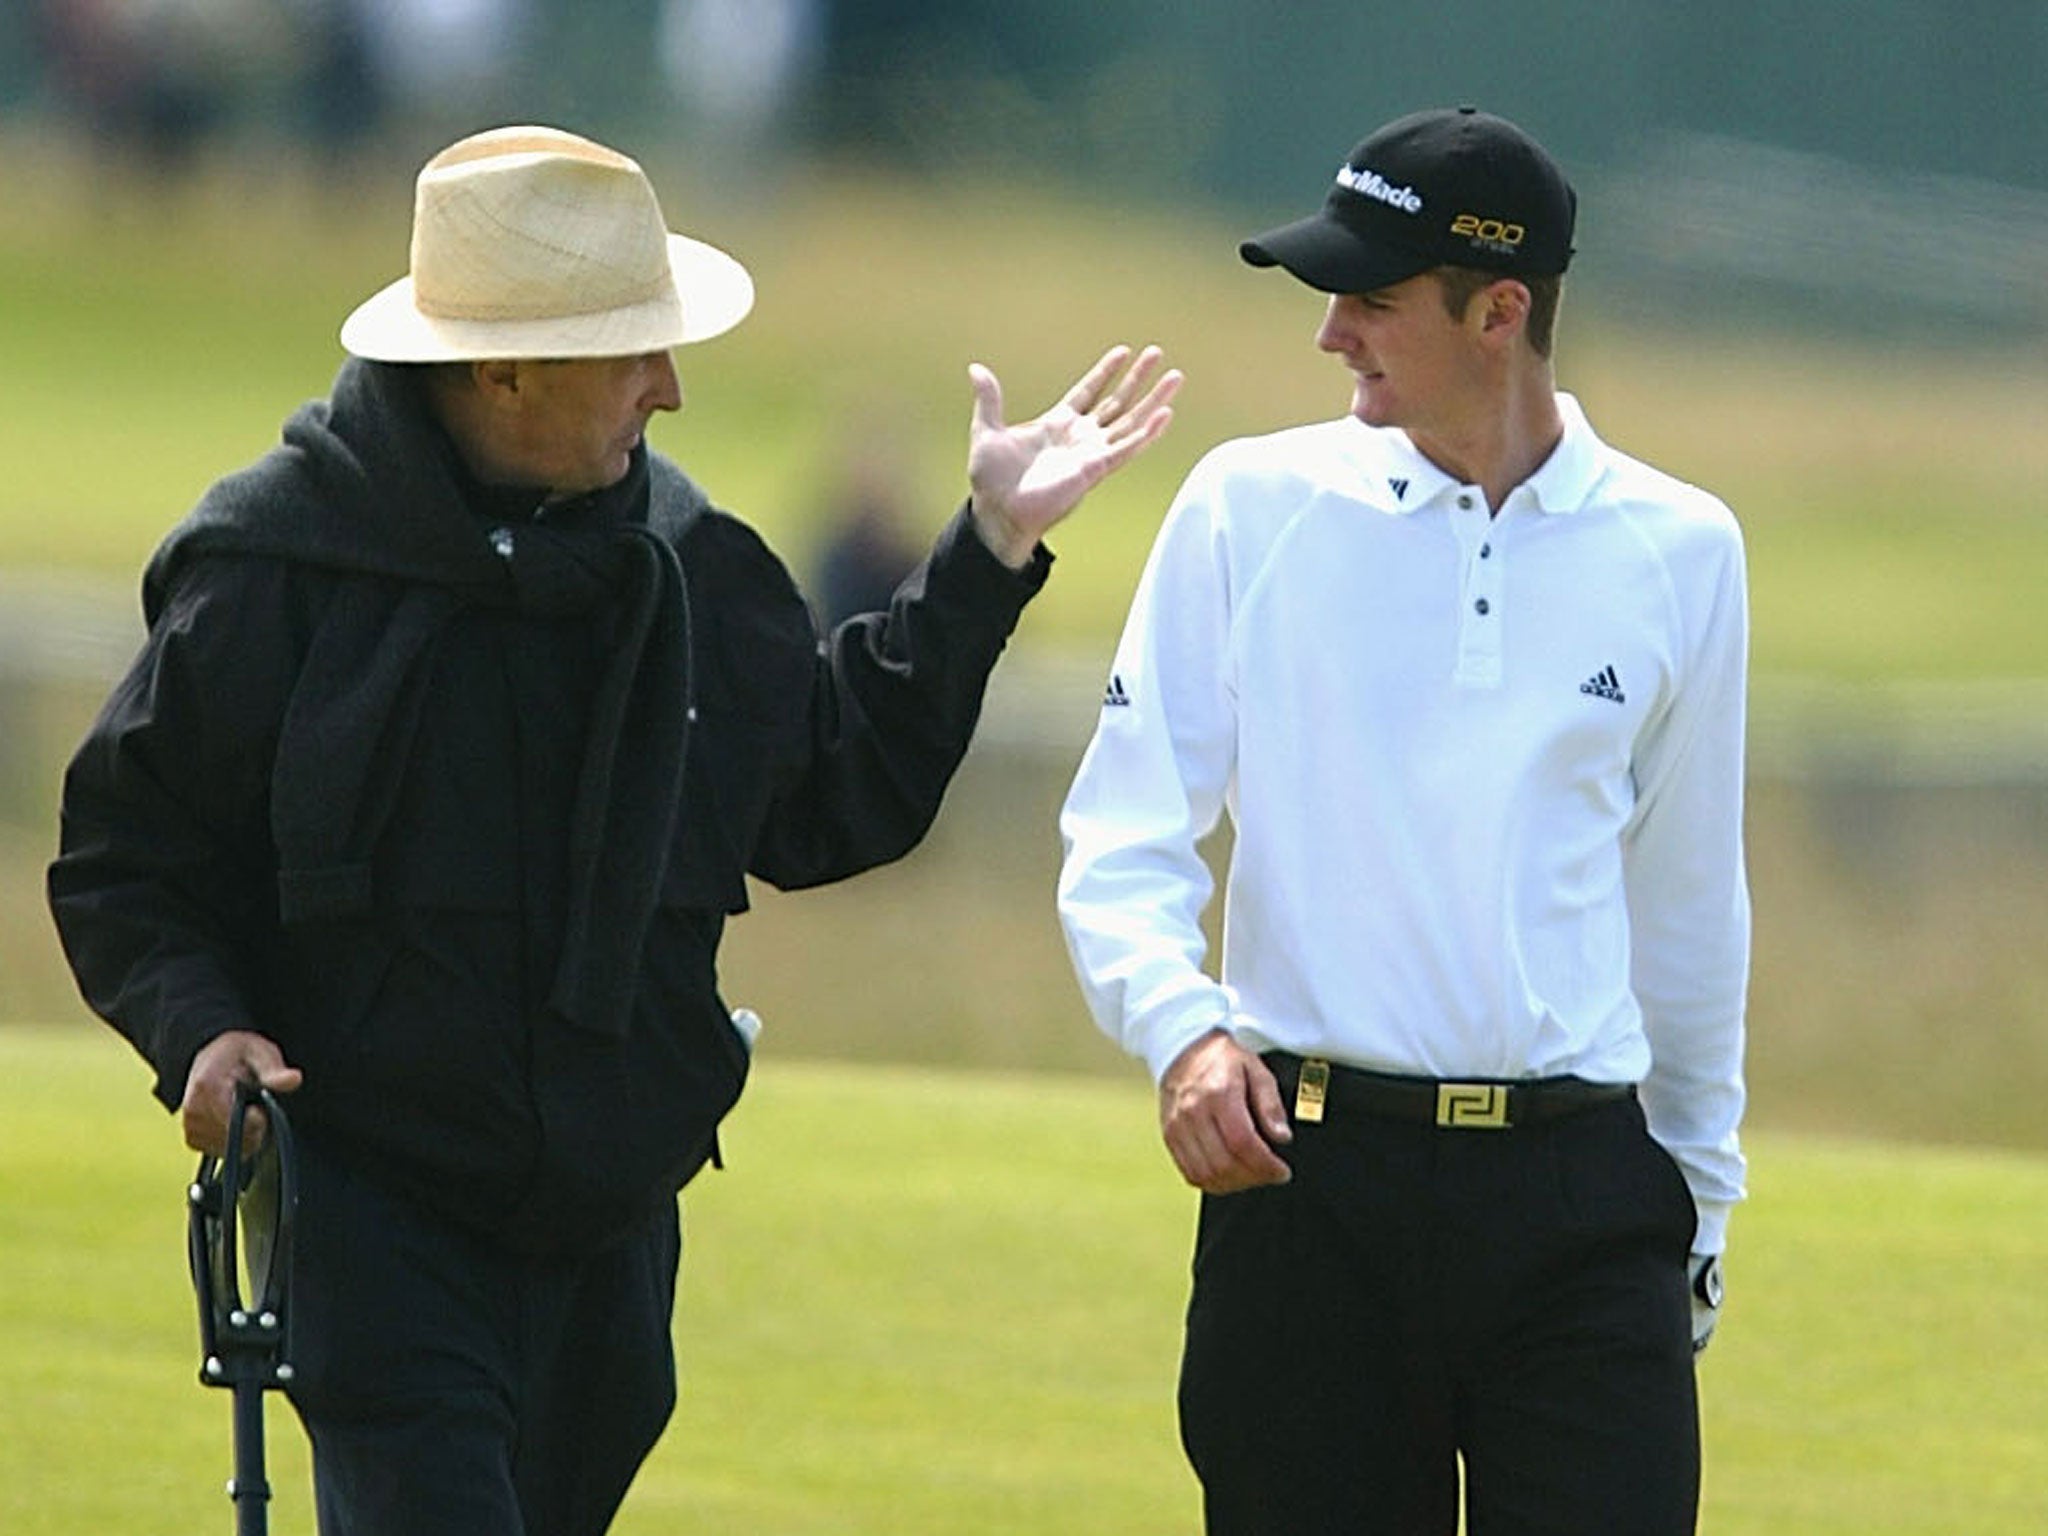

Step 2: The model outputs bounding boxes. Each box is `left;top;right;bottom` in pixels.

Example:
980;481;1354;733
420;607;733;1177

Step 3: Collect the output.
339;232;756;362
1240;211;1433;296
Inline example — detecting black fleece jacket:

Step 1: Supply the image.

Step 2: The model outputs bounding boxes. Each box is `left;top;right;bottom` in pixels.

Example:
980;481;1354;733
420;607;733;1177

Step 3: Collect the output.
49;359;1047;1254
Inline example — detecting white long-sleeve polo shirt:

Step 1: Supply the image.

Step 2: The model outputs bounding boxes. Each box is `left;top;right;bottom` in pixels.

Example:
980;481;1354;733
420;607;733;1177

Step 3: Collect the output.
1058;394;1749;1253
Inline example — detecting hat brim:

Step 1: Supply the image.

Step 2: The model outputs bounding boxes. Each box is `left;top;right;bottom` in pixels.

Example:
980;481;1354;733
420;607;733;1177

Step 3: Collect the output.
339;232;755;362
1240;211;1435;297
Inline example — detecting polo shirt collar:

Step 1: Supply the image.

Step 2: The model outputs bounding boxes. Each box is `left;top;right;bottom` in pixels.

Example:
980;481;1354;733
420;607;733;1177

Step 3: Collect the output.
1340;391;1610;516
1518;393;1608;515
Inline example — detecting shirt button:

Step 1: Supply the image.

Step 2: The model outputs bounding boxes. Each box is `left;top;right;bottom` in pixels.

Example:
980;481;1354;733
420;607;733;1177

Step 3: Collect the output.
1474;598;1491;616
1457;494;1474;510
1479;543;1492;559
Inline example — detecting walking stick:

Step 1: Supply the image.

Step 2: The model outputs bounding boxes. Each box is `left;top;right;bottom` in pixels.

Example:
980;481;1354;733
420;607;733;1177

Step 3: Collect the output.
187;1082;298;1536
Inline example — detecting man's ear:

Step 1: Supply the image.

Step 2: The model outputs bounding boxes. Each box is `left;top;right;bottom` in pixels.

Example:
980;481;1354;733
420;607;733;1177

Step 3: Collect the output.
471;357;524;404
1477;279;1531;345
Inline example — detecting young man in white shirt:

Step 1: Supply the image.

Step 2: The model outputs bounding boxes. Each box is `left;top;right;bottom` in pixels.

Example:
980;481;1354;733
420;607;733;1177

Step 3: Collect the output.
1058;106;1748;1535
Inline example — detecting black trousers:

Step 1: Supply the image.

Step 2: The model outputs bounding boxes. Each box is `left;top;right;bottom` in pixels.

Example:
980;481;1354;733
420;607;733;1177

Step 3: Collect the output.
283;1134;682;1536
1179;1082;1700;1536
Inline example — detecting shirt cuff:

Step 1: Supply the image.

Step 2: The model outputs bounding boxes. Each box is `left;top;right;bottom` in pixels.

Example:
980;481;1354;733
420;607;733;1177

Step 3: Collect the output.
1135;996;1236;1084
1690;1198;1734;1258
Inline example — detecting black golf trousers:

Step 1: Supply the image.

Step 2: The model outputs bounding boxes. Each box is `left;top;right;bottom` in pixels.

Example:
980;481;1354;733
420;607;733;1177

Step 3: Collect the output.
1179;1083;1700;1535
283;1134;682;1536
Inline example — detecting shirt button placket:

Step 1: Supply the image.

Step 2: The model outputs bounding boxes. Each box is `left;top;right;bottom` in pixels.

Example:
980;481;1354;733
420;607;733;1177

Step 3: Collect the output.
1452;491;1502;687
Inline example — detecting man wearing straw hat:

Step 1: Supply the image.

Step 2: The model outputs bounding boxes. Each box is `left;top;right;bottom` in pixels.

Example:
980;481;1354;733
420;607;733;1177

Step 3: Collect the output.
49;125;1177;1535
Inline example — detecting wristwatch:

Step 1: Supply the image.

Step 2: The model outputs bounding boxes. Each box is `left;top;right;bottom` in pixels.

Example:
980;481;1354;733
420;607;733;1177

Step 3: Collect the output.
1691;1254;1724;1309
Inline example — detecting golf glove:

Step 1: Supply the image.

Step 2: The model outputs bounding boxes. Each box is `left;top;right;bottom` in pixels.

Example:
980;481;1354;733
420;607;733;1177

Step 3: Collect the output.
1689;1253;1724;1355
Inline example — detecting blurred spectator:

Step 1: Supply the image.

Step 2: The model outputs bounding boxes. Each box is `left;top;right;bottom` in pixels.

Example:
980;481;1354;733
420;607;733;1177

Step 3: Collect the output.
807;0;918;150
656;0;819;189
353;0;528;115
288;0;386;156
35;0;260;172
658;0;818;133
810;440;922;629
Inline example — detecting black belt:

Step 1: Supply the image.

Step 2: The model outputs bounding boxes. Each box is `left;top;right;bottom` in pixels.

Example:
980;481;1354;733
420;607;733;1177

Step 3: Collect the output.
1265;1051;1635;1130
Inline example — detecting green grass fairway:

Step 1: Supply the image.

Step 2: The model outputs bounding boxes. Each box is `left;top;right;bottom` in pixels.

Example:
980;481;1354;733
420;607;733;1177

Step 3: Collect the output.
3;1024;2045;1533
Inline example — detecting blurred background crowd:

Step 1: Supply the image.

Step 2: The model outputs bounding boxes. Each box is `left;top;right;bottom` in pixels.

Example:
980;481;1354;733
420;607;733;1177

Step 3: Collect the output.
2;0;2045;338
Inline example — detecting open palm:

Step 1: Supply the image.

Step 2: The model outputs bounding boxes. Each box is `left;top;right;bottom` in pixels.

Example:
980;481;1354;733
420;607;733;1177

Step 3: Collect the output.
966;345;1181;567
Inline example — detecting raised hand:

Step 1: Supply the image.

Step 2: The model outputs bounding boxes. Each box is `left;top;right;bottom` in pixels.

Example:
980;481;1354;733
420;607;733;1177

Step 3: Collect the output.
966;344;1182;567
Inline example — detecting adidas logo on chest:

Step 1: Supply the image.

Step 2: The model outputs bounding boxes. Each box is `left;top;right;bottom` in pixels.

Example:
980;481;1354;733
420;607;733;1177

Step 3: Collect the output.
1578;665;1625;704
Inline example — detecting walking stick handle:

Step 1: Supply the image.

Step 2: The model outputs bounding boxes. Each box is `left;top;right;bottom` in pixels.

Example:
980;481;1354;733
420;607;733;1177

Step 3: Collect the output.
187;1081;298;1533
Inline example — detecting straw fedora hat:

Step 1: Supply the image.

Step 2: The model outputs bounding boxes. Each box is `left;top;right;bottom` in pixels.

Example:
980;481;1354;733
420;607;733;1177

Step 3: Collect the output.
340;125;755;362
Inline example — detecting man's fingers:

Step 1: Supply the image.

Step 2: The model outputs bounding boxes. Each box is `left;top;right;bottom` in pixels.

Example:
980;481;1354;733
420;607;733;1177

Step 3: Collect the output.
1092;401;1178;478
185;1077;302;1158
1168;1119;1242;1193
1060;344;1135;414
1164;1088;1292;1195
1216;1107;1293;1190
1096;361;1183;473
1092;346;1169;419
1176;1128;1289;1195
1089;348;1181;436
1245;1055;1294;1146
179;1032;303;1157
229;1073;303;1158
967;362;1005;434
182;1091;234;1157
1087;348;1150;419
238;1104;273;1158
1111;364;1183;432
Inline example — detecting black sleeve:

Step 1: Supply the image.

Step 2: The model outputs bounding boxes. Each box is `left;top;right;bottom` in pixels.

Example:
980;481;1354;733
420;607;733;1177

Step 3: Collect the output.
689;503;1048;893
46;557;297;1109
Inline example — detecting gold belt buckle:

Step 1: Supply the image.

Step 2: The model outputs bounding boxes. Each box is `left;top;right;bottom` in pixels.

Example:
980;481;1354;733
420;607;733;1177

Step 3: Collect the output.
1293;1058;1331;1124
1435;1082;1510;1129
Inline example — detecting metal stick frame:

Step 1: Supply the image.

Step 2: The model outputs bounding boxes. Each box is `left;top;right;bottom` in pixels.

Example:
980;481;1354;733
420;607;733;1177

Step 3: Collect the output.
187;1083;298;1536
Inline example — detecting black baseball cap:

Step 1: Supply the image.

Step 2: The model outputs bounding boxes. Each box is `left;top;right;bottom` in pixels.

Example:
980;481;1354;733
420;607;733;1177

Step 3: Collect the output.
1241;106;1576;294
